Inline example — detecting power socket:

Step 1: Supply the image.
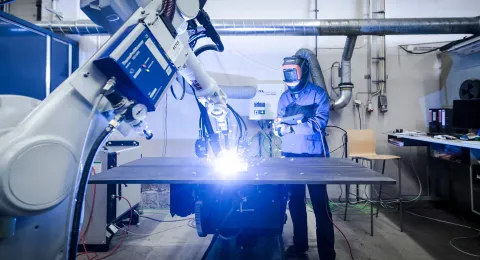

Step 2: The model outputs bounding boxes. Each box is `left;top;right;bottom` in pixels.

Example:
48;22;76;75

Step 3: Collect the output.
354;100;362;107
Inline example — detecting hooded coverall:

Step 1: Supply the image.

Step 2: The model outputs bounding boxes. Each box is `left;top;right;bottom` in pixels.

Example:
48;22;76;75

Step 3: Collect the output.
277;82;336;259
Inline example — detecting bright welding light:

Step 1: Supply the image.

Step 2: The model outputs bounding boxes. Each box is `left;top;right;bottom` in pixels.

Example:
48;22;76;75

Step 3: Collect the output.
213;150;248;176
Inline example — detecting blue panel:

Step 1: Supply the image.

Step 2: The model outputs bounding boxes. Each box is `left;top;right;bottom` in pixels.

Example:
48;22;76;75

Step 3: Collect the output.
50;39;70;93
0;11;79;100
94;24;177;111
0;16;47;100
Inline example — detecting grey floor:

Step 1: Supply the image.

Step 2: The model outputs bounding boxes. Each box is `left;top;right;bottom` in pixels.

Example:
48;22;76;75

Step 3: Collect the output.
77;206;480;260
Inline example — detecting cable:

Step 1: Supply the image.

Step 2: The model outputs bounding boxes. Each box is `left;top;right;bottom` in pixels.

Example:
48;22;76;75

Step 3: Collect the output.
170;77;186;101
113;224;186;237
406;211;480;232
140;215;194;223
68;121;117;260
95;196;133;260
227;104;243;147
229;104;247;134
356;106;362;129
187;219;196;229
189;31;207;49
326;125;348;158
403;153;422;203
79;167;97;260
406;211;480;258
450;236;480;258
329;145;345;155
317;126;354;260
325;192;355;260
399;45;439;55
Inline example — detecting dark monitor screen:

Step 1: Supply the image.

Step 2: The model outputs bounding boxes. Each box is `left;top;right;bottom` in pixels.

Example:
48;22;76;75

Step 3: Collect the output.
453;99;480;129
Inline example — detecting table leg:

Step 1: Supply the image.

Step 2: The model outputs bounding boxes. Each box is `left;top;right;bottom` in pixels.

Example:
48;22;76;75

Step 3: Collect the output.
398;158;403;232
355;158;359;202
426;146;431;197
376;160;386;218
344;184;349;221
371;191;374;236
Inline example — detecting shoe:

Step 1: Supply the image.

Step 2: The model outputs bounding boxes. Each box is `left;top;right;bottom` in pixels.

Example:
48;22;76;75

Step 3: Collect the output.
285;245;308;258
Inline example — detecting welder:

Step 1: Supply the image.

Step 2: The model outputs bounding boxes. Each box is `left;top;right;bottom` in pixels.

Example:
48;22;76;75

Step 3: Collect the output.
275;56;336;259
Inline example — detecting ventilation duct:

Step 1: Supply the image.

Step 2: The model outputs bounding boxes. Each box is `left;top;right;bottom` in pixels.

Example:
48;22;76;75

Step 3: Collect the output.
294;48;326;89
184;84;257;99
35;16;480;109
36;17;480;36
331;36;357;110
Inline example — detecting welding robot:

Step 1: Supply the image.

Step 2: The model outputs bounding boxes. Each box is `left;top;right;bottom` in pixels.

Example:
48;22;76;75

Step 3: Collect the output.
0;1;239;259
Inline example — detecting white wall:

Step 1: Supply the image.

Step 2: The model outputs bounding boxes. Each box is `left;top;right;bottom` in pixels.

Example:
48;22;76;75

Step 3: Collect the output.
43;0;480;198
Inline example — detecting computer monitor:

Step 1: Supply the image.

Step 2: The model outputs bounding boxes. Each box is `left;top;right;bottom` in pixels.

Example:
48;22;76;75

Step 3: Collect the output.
452;99;480;129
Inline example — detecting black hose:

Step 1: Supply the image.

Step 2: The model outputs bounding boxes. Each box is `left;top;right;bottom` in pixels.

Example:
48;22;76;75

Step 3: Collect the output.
171;78;186;100
68;124;116;260
227;104;247;135
227;105;242;147
194;10;225;56
194;42;225;56
190;85;221;155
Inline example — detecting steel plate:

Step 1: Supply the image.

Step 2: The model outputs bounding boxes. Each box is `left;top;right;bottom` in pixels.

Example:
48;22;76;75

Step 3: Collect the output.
88;157;396;185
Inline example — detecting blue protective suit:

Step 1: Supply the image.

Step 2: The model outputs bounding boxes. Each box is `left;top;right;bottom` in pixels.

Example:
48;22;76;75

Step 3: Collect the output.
277;82;330;155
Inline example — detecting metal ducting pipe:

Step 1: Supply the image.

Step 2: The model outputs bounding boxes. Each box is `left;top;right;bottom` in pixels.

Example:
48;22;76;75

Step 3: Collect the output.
184;84;257;99
36;16;480;36
331;36;357;110
211;18;480;36
294;48;326;89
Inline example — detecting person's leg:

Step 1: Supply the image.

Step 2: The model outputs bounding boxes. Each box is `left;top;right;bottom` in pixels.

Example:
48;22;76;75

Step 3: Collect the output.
308;184;336;260
288;184;309;253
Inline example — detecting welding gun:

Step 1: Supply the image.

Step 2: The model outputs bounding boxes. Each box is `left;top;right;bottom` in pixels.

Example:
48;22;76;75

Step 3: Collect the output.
273;114;307;136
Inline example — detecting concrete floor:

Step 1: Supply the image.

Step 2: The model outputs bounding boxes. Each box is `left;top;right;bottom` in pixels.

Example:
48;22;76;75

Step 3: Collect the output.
77;206;480;260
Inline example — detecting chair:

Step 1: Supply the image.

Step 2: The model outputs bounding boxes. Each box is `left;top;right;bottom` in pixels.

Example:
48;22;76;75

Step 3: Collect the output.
343;129;403;235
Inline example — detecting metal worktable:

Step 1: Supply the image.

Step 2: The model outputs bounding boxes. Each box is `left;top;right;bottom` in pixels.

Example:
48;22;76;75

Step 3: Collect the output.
89;157;396;185
89;157;397;260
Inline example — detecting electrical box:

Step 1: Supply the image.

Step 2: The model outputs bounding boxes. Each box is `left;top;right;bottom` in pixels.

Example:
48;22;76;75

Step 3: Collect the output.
94;23;177;111
249;84;286;120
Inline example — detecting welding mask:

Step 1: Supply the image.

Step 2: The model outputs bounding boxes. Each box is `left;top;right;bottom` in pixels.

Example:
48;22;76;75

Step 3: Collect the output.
282;56;309;94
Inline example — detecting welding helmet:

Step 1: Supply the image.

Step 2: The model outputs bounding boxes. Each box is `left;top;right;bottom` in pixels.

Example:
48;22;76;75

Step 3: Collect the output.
282;56;309;93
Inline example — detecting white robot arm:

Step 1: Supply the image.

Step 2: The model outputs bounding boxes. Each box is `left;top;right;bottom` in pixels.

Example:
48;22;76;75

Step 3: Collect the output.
0;1;226;259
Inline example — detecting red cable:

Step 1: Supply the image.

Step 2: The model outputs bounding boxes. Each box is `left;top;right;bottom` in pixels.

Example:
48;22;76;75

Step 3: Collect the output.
325;195;355;260
93;196;133;260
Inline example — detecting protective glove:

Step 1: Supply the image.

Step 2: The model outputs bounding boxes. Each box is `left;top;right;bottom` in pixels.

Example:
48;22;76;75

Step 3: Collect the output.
274;123;293;137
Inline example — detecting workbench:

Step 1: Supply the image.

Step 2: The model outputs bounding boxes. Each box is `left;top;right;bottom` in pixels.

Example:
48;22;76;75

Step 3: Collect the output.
89;157;396;185
89;157;397;260
388;133;480;215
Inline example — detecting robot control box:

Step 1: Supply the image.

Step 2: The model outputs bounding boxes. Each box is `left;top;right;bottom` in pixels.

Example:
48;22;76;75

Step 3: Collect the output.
94;23;177;111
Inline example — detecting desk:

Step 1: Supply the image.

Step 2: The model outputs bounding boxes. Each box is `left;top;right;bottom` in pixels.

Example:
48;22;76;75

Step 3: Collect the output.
388;133;480;215
388;134;480;149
